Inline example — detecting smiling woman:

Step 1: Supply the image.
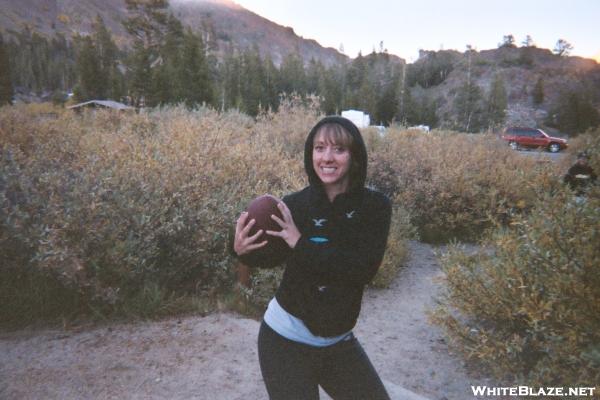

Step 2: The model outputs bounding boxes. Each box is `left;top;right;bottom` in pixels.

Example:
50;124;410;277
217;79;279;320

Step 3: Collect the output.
233;116;392;399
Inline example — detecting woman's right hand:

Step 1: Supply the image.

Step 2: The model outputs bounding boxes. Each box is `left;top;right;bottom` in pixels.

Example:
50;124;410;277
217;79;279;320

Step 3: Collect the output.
233;212;268;256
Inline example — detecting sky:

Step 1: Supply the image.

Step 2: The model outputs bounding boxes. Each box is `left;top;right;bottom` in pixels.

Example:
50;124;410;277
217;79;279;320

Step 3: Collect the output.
233;0;600;62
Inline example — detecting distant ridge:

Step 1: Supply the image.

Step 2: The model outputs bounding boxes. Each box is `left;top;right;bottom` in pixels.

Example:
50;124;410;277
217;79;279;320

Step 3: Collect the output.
0;0;347;66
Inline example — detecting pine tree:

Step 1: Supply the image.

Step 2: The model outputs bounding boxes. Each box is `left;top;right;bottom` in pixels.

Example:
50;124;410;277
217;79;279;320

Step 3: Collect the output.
279;52;306;95
178;28;212;108
123;0;169;51
220;49;243;111
397;86;417;125
305;58;324;95
123;0;169;106
319;66;342;115
375;82;397;125
486;74;507;129
241;45;266;115
74;35;103;101
262;54;279;111
0;34;14;105
344;52;367;109
127;42;152;107
521;35;535;47
454;80;486;132
553;39;573;57
157;14;185;104
551;91;599;133
92;15;122;100
498;34;516;48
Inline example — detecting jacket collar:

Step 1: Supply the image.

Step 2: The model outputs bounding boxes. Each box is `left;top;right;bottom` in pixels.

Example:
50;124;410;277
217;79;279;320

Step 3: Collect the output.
309;184;364;210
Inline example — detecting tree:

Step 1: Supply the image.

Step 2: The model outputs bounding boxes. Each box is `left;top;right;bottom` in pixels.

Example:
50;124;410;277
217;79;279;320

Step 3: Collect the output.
239;45;264;115
499;34;516;48
178;28;212;108
305;58;324;95
73;36;103;101
146;14;183;105
453;80;486;132
123;0;169;51
122;0;169;106
396;85;417;125
550;90;599;134
278;52;306;95
219;49;242;111
521;35;535;47
553;39;573;57
532;77;544;106
0;33;13;105
262;54;279;111
375;79;397;125
126;42;152;107
319;66;342;115
92;15;123;100
407;50;455;88
486;74;507;129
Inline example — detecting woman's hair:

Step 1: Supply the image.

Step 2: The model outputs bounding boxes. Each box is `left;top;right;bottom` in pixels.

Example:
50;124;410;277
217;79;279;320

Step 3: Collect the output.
313;123;362;190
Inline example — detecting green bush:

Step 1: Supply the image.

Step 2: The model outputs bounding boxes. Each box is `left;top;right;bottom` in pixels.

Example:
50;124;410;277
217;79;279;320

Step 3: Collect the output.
432;186;600;387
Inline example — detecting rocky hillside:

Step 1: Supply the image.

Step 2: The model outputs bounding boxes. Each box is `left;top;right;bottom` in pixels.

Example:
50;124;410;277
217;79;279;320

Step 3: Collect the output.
410;46;600;130
0;0;346;66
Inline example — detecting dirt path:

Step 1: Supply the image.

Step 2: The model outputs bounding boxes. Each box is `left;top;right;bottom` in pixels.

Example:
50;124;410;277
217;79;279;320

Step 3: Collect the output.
0;241;501;400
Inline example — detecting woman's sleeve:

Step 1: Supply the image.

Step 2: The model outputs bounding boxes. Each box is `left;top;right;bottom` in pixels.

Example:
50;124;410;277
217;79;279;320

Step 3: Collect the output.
287;194;392;286
227;221;291;270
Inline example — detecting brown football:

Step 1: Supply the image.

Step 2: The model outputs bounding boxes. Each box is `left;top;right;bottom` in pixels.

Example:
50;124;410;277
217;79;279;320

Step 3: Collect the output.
243;194;289;266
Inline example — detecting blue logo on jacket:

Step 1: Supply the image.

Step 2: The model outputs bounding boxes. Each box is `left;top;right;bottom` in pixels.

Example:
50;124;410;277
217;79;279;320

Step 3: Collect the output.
309;236;329;243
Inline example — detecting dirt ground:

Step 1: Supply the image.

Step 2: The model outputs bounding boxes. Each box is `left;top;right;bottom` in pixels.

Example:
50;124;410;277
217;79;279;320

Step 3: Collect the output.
0;241;504;400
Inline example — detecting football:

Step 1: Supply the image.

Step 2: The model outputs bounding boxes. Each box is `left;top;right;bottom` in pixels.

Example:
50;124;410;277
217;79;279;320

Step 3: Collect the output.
243;194;289;267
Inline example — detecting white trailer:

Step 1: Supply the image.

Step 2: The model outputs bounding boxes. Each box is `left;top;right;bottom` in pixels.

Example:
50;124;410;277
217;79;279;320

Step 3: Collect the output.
341;109;370;128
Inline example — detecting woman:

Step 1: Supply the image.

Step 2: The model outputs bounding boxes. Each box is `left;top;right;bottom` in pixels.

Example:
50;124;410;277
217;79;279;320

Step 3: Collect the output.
234;116;392;400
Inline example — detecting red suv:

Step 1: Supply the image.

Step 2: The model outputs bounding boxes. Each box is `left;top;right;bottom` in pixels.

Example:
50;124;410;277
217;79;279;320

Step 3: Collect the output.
501;127;568;153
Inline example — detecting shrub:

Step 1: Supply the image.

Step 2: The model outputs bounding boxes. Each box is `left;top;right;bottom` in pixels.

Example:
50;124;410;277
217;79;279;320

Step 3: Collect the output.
0;101;413;325
560;128;600;173
432;186;600;387
0;104;304;324
368;129;563;242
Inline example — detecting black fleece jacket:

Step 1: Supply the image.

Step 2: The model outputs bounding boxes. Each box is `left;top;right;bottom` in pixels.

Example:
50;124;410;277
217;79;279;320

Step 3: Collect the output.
240;116;391;337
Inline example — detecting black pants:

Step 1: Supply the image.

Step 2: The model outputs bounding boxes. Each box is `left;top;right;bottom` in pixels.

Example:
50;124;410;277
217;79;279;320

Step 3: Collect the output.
258;321;390;400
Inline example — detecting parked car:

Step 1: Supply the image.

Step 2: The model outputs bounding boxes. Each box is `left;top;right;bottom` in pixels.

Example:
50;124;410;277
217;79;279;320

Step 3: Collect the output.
501;127;568;153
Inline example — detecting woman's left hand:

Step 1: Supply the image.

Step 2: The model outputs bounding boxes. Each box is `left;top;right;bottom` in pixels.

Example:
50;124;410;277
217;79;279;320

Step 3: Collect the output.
266;201;301;249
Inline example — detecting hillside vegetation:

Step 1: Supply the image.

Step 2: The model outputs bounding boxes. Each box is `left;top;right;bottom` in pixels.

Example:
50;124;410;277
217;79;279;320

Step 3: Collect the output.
0;99;566;324
1;0;599;134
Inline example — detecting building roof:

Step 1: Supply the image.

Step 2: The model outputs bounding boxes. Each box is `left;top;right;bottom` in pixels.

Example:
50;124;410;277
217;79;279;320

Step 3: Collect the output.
67;100;134;111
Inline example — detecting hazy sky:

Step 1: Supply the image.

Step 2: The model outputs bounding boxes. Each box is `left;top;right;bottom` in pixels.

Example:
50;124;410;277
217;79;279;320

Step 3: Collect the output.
234;0;600;62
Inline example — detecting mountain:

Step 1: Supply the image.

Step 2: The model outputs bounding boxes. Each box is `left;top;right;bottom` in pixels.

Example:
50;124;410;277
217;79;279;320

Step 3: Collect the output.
407;46;600;130
0;0;347;66
1;0;598;132
170;0;346;66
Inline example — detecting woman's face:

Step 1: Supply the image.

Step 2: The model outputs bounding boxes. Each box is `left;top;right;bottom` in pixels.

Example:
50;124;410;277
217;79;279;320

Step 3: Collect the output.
312;131;352;190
